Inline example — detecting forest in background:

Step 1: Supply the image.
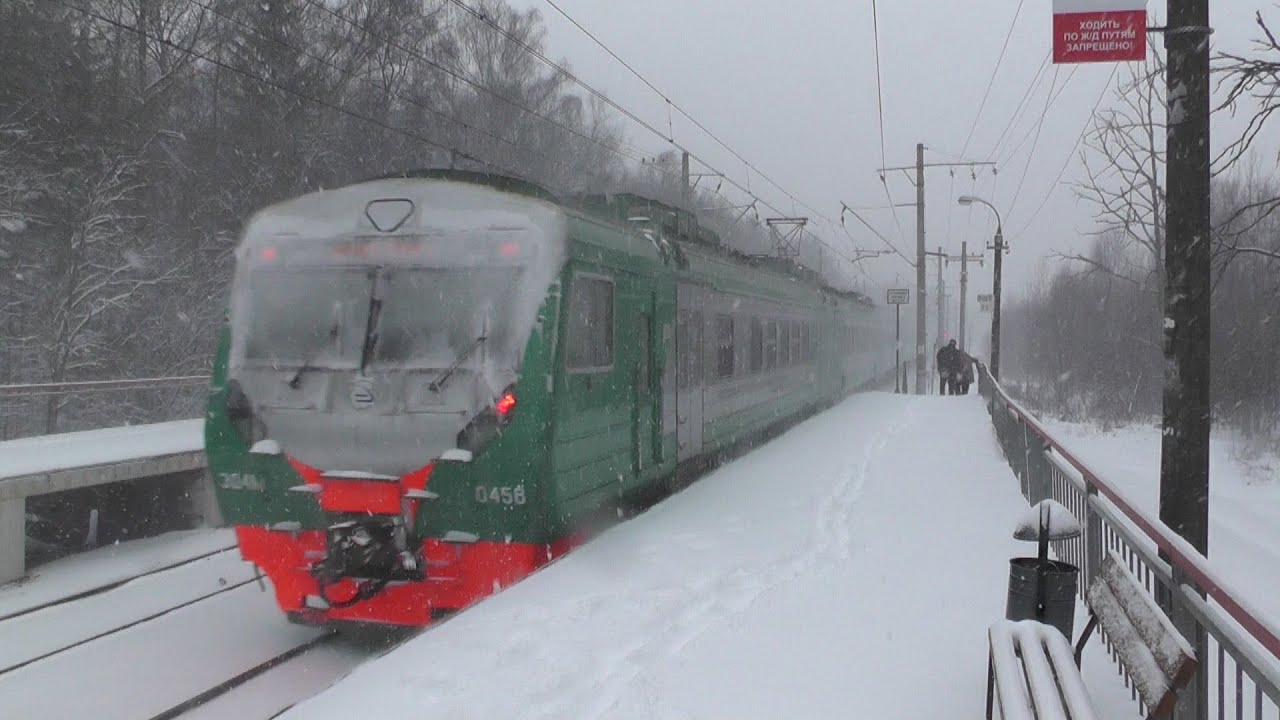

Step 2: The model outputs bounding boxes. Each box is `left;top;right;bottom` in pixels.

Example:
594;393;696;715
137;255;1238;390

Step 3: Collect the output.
2;2;1277;441
1002;10;1280;444
0;0;794;438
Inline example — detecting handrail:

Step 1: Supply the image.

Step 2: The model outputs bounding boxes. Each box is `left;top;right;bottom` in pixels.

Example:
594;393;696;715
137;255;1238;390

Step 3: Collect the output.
0;376;211;398
980;364;1280;664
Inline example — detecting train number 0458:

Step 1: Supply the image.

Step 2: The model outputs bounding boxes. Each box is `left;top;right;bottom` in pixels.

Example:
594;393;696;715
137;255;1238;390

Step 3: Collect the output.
474;485;527;505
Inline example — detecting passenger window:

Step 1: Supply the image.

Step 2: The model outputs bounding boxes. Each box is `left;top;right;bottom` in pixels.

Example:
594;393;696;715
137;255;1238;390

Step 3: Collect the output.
800;323;811;363
750;317;763;373
780;322;791;366
764;321;778;370
567;275;614;370
690;311;704;384
716;315;735;379
790;321;802;365
638;313;651;397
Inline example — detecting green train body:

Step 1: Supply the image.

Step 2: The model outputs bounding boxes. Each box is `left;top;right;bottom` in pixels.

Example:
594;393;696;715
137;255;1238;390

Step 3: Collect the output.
206;170;895;626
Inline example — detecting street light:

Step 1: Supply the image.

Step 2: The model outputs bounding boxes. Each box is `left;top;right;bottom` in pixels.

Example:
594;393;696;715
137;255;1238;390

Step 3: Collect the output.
957;195;1007;380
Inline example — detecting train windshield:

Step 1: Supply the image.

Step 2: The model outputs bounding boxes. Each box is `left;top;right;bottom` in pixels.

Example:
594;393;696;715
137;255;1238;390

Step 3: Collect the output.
243;268;372;368
373;266;523;368
239;263;526;372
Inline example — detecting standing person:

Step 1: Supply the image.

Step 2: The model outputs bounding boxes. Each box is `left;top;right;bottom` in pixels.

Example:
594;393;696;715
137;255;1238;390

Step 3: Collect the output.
935;340;958;395
956;347;975;395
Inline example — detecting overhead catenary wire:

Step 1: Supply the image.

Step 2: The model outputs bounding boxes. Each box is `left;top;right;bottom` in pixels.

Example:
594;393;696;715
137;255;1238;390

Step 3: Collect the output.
985;50;1052;162
1006;65;1063;216
183;0;619;185
867;0;909;247
297;0;647;167
294;0;767;225
996;65;1079;170
450;0;889;272
1007;65;1120;239
959;0;1028;158
306;0;826;268
538;0;877;254
49;0;516;176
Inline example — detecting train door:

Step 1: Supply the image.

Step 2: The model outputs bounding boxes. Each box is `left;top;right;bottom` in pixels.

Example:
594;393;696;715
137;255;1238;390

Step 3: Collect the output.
676;285;704;460
632;304;660;473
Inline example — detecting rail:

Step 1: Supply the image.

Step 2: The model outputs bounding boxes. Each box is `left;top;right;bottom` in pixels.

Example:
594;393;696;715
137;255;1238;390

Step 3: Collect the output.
977;364;1280;720
0;375;211;441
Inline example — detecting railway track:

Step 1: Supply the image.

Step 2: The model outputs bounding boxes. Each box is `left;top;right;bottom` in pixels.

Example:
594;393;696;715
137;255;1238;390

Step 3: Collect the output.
0;540;385;719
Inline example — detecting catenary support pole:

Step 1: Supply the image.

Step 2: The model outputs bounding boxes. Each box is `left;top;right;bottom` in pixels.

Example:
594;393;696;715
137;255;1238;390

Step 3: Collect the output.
960;241;969;350
680;151;690;208
915;143;927;394
990;223;1005;380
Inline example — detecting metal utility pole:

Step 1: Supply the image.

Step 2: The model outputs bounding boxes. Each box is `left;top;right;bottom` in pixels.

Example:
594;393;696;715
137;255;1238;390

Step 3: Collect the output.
1159;3;1213;716
924;246;948;347
956;195;1006;378
989;223;1006;380
680;151;691;208
947;241;984;351
915;143;927;394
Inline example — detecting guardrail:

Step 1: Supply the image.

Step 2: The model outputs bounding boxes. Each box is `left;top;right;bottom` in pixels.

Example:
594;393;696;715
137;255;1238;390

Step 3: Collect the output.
0;376;211;440
977;364;1280;720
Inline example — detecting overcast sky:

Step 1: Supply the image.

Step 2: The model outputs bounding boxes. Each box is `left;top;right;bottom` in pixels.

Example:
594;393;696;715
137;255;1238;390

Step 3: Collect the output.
506;0;1275;302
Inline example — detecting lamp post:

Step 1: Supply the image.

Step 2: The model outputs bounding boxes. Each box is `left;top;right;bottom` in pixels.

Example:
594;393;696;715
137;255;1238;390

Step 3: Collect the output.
957;195;1007;380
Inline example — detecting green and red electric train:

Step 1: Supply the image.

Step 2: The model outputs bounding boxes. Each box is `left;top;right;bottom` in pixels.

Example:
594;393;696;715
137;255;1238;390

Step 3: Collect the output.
205;170;896;627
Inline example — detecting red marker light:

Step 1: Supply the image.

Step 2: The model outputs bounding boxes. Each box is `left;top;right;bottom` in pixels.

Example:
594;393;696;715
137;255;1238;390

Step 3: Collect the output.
260;247;279;261
495;391;517;421
499;241;521;257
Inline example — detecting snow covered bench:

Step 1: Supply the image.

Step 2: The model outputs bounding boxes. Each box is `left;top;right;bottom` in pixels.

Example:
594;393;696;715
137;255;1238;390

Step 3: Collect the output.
986;620;1099;719
1072;551;1198;718
985;551;1197;719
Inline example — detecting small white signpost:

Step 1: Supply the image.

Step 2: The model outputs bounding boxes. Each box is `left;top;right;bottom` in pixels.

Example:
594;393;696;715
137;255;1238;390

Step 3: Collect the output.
886;289;910;393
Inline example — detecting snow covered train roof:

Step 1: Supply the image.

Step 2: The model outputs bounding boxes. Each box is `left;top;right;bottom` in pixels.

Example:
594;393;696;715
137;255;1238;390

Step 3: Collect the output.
237;169;564;252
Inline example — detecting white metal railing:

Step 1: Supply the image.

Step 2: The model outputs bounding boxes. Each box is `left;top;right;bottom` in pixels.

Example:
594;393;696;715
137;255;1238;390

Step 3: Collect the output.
978;364;1280;720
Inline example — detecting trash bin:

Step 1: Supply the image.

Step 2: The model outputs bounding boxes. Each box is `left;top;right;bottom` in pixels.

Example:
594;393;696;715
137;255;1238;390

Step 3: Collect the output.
1005;499;1083;639
1006;557;1078;638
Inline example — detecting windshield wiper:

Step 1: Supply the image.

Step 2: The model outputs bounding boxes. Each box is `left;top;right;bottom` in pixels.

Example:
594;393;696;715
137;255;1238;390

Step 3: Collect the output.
288;322;340;389
358;296;383;374
429;335;487;393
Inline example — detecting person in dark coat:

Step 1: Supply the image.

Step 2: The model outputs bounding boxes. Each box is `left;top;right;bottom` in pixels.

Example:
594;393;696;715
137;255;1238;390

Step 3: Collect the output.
955;347;975;394
936;340;959;395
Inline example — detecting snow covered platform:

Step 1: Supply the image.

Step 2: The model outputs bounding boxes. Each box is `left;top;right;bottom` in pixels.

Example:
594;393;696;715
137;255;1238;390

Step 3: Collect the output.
285;393;1137;719
0;418;204;485
0;419;207;583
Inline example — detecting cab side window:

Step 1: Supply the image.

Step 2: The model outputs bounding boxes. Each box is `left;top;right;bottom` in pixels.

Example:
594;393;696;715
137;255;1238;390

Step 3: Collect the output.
567;274;614;370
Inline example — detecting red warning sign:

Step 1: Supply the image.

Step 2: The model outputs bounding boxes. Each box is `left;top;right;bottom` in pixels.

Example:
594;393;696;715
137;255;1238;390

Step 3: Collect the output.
1053;0;1146;64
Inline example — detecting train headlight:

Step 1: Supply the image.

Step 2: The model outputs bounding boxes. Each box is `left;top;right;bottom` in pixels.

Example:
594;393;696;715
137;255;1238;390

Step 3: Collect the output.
495;389;517;424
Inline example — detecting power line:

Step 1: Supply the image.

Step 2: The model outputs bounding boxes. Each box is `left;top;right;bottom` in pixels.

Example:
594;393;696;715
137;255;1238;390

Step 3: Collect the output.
450;0;882;271
1008;65;1119;239
537;0;861;246
841;204;916;267
985;50;1052;161
959;0;1027;157
867;0;908;246
52;0;511;174
1006;65;1063;215
298;0;647;168
295;0;759;223
185;0;600;184
996;65;1078;168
